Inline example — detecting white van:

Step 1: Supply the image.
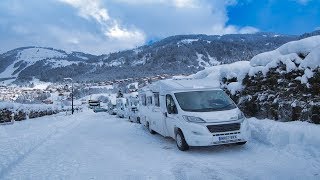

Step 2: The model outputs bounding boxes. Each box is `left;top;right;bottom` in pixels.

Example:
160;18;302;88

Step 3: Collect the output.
116;97;127;118
126;96;140;123
138;79;250;151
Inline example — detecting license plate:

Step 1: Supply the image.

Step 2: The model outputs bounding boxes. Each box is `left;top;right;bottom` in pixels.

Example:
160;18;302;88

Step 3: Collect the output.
219;135;237;141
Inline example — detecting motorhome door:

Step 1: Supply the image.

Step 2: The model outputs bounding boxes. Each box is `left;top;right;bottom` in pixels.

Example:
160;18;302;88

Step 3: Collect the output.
164;94;178;138
147;93;166;136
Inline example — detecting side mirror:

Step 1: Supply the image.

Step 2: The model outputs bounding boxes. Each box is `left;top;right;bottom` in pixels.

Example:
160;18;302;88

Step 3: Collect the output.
168;105;177;114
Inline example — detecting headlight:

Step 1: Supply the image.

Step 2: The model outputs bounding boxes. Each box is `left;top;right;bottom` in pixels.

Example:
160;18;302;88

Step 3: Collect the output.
183;115;206;123
238;112;245;122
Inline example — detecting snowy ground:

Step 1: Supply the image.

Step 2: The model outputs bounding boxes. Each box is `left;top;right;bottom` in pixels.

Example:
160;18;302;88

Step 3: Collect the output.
0;110;319;180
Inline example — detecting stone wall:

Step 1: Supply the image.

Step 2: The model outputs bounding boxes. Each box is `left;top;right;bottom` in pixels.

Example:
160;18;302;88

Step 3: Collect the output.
224;65;320;124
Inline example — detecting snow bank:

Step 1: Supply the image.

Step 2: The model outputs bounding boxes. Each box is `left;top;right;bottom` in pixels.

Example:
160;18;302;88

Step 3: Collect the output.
249;35;320;83
192;35;320;89
0;102;59;112
300;45;320;69
191;61;251;94
192;61;251;81
0;102;61;122
249;118;320;151
278;36;320;56
251;36;320;67
1;111;319;179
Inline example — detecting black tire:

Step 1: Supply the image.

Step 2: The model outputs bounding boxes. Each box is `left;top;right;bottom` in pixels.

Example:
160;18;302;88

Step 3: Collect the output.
175;130;189;151
236;141;247;145
147;122;155;134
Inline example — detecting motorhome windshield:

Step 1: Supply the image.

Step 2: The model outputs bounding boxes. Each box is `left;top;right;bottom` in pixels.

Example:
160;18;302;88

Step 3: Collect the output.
174;90;237;112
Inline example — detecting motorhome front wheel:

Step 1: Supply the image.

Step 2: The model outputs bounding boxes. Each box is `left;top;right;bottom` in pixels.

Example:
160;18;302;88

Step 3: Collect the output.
176;130;189;151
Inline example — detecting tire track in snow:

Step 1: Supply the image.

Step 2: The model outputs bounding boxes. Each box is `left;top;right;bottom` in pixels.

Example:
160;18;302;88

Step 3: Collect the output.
0;114;84;179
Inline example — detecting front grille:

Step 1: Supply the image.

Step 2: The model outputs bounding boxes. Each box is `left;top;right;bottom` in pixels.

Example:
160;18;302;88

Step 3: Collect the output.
207;123;240;133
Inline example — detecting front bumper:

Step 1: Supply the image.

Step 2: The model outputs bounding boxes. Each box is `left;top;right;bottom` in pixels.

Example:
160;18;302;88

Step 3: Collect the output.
182;119;251;146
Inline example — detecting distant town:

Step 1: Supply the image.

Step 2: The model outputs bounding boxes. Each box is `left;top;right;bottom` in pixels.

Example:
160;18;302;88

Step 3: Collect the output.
0;74;175;104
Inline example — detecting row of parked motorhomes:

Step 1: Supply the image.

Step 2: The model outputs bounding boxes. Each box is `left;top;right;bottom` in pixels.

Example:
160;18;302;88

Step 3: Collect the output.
111;78;251;151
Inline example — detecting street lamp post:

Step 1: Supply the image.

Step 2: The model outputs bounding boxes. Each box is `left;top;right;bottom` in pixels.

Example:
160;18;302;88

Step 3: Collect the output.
64;78;74;114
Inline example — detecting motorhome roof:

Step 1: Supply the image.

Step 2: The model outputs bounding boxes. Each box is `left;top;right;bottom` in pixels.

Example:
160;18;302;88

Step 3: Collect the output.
148;79;220;92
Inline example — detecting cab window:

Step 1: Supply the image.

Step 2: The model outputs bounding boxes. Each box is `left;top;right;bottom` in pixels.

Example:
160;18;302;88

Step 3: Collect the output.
140;94;146;106
147;96;152;105
166;94;178;114
154;93;160;107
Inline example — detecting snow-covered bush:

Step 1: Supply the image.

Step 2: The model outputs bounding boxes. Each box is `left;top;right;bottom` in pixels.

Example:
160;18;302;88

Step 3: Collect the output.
0;102;60;122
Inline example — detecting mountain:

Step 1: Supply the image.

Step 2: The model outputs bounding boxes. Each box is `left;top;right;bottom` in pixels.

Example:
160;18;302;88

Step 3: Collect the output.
299;30;320;39
0;33;298;83
0;46;99;82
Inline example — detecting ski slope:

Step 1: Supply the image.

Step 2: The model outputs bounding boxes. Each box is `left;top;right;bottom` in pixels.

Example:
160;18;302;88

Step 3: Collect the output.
0;110;319;180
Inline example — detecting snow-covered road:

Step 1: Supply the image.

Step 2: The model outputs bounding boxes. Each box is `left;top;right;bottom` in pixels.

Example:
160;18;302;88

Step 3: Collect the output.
0;110;319;180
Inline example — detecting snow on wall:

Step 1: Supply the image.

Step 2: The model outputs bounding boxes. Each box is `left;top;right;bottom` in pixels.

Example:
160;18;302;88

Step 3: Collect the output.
191;35;320;94
191;61;251;94
0;102;60;112
300;45;320;69
250;36;320;84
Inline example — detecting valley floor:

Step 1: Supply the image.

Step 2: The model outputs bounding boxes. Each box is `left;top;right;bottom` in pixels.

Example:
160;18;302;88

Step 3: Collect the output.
0;110;319;180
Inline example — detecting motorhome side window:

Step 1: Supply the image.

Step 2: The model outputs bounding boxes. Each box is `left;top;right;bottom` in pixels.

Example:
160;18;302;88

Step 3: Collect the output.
154;93;160;107
166;94;177;114
141;94;146;106
147;96;152;105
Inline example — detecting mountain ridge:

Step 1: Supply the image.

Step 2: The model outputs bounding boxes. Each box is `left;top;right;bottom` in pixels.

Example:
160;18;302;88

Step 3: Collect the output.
1;31;315;84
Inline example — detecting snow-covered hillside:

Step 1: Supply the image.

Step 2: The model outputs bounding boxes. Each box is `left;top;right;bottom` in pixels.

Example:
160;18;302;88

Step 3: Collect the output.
191;35;320;123
0;32;298;83
0;47;93;81
0;110;319;179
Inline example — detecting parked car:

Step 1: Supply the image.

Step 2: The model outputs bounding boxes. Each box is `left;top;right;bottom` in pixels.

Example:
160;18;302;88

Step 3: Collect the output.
93;107;108;113
88;100;100;109
138;79;250;151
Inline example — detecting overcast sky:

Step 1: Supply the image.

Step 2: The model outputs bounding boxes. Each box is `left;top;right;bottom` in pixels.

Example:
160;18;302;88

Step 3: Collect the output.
0;0;319;54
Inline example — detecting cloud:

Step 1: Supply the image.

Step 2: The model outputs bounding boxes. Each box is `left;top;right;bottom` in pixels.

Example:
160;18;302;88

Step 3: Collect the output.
108;0;258;36
0;0;260;55
58;0;146;50
58;0;110;23
238;26;260;34
210;24;259;35
112;0;200;8
173;0;199;8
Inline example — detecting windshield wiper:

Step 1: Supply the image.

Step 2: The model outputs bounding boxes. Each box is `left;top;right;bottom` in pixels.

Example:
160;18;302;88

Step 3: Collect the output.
215;103;235;110
183;104;235;112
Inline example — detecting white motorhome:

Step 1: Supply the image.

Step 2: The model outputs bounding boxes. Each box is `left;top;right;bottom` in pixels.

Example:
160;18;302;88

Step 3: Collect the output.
138;79;250;151
116;97;127;118
126;95;140;123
